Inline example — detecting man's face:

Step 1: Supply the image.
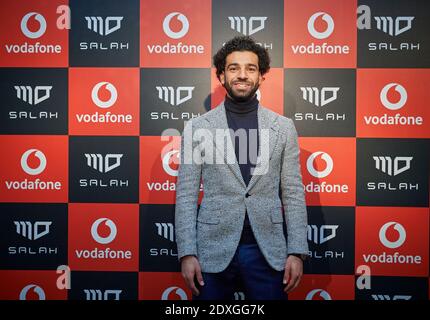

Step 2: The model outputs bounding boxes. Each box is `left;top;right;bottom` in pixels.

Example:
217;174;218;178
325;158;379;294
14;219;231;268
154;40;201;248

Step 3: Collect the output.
220;51;264;103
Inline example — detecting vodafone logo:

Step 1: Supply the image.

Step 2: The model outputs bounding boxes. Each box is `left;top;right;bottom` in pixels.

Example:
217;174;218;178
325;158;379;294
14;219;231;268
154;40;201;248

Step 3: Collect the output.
91;82;118;109
379;222;406;249
163;12;189;39
19;284;46;300
306;151;333;178
305;289;332;300
307;12;334;39
161;286;188;300
162;150;179;177
21;149;47;175
380;83;407;111
91;218;117;245
21;12;47;39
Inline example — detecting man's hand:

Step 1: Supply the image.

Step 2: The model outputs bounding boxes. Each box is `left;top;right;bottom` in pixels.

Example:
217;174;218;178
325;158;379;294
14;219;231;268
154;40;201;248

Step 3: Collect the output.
283;255;303;294
181;255;205;296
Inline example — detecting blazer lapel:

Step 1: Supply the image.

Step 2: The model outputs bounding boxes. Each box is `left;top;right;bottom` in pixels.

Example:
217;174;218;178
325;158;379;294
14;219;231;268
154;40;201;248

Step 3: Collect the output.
207;103;246;188
246;106;279;192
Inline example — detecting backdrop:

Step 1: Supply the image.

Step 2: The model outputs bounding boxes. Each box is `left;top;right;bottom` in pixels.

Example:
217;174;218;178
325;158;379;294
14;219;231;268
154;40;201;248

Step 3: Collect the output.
0;0;429;300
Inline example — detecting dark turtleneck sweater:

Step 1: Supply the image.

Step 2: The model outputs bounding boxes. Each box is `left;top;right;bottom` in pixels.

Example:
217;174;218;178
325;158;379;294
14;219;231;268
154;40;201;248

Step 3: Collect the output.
224;95;259;244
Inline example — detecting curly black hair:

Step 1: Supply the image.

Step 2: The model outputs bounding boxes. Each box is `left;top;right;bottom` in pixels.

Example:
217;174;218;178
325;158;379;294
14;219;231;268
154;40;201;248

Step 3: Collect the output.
213;36;271;80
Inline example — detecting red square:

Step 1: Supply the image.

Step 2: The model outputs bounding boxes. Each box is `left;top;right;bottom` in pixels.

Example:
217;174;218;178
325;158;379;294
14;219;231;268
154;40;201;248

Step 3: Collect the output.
139;272;191;300
357;69;430;138
69;68;140;136
355;207;429;277
140;0;211;67
284;0;357;68
299;137;356;206
211;67;284;115
0;270;67;300
140;136;203;204
0;135;68;203
68;203;139;272
289;274;355;300
0;0;68;67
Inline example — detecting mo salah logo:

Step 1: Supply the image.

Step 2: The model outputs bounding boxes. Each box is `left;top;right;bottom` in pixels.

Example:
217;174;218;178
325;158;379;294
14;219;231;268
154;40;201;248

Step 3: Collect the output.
75;81;133;125
9;85;58;121
357;5;419;52
79;16;129;51
74;218;132;260
4;149;62;191
291;12;350;55
146;12;205;55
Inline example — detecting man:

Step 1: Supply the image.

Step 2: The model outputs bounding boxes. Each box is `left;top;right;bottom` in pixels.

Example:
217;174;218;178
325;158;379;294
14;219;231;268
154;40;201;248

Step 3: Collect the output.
175;36;308;300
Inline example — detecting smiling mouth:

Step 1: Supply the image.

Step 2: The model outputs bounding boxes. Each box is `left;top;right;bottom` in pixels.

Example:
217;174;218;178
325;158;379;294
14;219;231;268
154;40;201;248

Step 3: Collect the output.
233;82;251;89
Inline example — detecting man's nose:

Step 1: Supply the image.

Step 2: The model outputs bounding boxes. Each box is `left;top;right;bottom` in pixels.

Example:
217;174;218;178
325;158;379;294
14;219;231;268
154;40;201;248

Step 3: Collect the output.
237;68;248;79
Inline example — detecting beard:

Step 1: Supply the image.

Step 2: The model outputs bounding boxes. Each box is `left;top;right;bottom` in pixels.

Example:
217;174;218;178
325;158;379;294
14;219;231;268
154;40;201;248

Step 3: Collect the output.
223;79;259;103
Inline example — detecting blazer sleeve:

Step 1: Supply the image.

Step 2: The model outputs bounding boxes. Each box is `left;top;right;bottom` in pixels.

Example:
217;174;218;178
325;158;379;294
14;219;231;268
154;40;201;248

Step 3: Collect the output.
280;118;309;256
175;119;202;260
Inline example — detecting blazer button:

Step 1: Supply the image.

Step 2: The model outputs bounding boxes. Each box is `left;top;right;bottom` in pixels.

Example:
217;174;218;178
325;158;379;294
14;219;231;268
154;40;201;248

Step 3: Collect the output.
245;193;250;198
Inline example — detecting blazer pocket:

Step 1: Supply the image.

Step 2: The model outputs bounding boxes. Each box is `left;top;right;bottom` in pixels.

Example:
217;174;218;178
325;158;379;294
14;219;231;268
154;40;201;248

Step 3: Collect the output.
270;208;284;224
197;216;220;225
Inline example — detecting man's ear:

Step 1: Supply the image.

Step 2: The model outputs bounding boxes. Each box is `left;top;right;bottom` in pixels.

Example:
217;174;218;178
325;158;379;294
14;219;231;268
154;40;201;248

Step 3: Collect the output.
219;72;225;85
259;74;265;85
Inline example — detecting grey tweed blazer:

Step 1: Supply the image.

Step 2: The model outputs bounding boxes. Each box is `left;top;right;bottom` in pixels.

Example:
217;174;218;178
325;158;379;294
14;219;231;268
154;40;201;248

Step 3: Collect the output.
175;102;308;273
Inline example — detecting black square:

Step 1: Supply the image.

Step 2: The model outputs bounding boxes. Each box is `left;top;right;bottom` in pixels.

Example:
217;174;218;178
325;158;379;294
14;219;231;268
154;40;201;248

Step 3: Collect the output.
69;0;140;67
69;136;139;203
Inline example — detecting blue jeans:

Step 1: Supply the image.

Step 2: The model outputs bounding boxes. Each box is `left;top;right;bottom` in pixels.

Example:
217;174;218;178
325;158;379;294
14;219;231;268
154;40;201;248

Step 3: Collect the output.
193;243;287;300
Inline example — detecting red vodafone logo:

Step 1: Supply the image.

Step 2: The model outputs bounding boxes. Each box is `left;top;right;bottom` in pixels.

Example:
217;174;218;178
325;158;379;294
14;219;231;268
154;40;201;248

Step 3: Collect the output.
163;12;189;39
306;151;333;178
20;12;47;39
91;82;118;109
355;207;428;277
19;284;46;300
379;221;406;249
300;138;355;206
140;0;211;67
284;0;356;67
380;83;407;111
20;149;47;175
68;203;139;271
161;286;188;300
357;69;429;138
0;1;68;67
91;218;118;245
307;12;334;40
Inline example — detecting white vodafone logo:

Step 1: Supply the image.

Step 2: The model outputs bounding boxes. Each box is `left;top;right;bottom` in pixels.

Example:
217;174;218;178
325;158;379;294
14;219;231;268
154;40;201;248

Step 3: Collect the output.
307;12;334;39
21;149;47;175
19;284;46;300
21;12;47;39
161;286;188;300
380;83;407;111
163;12;189;39
162;150;180;177
91;82;118;109
91;218;117;245
306;289;332;300
379;222;406;249
307;151;333;178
